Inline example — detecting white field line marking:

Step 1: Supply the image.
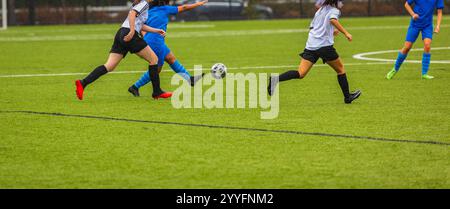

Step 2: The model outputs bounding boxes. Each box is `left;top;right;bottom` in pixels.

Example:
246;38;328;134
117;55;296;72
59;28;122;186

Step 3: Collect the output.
0;24;216;34
0;62;395;78
1;25;449;42
353;47;450;64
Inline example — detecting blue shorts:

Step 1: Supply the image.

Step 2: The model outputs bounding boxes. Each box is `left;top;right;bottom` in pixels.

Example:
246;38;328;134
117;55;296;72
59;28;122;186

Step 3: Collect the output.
148;41;171;67
405;24;433;43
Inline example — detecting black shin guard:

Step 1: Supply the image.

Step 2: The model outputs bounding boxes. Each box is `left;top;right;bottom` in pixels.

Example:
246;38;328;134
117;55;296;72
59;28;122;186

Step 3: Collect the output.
148;65;162;94
279;70;300;82
337;74;350;98
81;65;108;88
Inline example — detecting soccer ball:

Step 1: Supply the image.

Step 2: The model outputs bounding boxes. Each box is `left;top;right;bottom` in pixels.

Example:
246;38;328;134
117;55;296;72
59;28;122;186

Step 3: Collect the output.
211;63;227;79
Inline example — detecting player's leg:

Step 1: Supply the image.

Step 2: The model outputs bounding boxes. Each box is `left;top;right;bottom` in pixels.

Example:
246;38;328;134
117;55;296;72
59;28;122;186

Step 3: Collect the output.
165;52;204;86
75;53;124;100
268;58;314;96
387;26;419;80
135;46;172;99
326;58;361;104
129;43;166;97
421;38;433;79
421;25;434;79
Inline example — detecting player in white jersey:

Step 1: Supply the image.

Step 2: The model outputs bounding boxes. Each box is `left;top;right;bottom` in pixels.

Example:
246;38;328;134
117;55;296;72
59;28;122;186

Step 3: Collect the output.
268;0;361;104
75;0;172;101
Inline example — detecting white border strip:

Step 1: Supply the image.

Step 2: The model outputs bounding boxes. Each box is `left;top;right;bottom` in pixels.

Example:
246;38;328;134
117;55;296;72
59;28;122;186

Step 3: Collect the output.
0;62;394;78
2;25;449;42
353;47;450;64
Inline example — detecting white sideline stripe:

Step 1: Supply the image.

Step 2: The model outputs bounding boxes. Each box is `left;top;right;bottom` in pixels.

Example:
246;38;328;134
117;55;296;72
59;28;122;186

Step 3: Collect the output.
1;25;449;42
0;62;394;78
353;47;450;64
0;24;216;34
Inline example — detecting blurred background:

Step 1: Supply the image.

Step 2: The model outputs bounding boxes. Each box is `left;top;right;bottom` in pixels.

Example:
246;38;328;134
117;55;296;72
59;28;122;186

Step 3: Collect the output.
1;0;450;26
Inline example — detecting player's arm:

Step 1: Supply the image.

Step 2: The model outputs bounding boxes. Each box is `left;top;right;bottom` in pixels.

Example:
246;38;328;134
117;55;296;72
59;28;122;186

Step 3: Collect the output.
124;10;138;42
330;19;352;42
178;0;208;13
435;9;443;33
141;25;166;37
405;2;419;21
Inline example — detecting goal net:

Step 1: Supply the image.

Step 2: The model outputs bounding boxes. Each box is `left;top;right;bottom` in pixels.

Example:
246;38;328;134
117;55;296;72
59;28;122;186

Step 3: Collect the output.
0;0;6;29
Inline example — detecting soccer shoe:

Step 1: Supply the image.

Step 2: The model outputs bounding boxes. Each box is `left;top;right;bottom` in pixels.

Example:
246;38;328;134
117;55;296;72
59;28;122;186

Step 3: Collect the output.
267;76;279;96
128;85;140;97
386;68;397;80
152;91;173;100
344;90;362;104
190;73;206;87
75;80;84;100
422;74;434;80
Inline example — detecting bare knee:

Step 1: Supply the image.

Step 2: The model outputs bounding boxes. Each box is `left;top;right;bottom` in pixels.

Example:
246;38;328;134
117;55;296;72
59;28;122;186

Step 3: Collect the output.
402;47;411;54
336;68;346;75
165;53;177;65
149;55;158;65
334;63;345;75
104;63;116;72
402;42;413;54
424;44;432;53
297;70;305;79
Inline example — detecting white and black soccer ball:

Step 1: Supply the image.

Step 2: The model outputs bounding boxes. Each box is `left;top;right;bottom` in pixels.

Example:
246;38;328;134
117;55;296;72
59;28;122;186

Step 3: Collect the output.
211;63;227;79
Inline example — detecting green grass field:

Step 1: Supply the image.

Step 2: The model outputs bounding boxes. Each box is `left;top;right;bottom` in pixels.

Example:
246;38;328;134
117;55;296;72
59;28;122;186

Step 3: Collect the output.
0;16;449;189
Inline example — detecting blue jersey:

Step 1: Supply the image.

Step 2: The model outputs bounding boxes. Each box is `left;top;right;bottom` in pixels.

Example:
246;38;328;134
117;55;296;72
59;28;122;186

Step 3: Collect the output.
143;5;179;44
407;0;445;28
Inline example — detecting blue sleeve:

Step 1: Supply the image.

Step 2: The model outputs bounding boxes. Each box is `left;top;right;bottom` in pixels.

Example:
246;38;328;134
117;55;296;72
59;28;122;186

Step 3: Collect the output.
437;0;444;9
165;6;179;15
406;0;415;5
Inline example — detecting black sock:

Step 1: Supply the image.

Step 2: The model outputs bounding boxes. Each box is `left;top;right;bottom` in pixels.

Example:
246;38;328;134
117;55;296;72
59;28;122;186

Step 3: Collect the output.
278;70;300;82
148;65;162;94
337;74;350;98
81;65;108;88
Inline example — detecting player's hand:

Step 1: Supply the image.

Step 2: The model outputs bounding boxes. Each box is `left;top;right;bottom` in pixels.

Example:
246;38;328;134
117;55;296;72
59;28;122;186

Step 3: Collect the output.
345;33;352;42
124;31;134;42
333;30;340;36
156;29;166;37
199;0;208;5
412;13;419;21
434;25;440;34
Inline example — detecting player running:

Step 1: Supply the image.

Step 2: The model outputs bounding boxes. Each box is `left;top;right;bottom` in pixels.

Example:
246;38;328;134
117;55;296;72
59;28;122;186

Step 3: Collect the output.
128;0;208;97
386;0;444;80
75;0;172;100
268;0;361;104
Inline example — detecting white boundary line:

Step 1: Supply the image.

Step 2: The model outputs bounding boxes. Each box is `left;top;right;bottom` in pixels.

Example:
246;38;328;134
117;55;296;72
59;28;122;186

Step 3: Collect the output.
1;25;449;42
353;47;450;64
0;62;394;78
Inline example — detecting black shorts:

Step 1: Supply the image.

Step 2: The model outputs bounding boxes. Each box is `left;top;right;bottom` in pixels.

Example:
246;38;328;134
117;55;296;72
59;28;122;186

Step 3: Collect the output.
110;27;148;58
300;46;339;64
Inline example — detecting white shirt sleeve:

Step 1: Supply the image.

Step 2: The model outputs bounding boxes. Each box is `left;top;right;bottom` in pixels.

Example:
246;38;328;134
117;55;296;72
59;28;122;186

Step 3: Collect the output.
132;1;149;16
329;8;341;20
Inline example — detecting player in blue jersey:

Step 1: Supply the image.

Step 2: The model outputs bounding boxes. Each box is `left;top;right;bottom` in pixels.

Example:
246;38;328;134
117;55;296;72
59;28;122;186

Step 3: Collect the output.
75;0;171;100
386;0;444;80
128;0;208;97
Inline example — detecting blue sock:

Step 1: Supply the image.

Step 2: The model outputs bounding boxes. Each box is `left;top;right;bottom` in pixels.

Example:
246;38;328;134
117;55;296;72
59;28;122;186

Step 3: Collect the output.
134;71;151;89
394;52;408;71
170;60;191;81
422;53;431;75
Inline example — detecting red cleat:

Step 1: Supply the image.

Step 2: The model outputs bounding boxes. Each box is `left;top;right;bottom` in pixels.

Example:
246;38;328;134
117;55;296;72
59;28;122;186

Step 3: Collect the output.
152;92;172;100
75;80;84;100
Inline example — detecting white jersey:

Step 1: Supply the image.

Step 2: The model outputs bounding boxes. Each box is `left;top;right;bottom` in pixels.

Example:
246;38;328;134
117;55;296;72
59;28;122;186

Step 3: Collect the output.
121;1;149;33
306;5;341;50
